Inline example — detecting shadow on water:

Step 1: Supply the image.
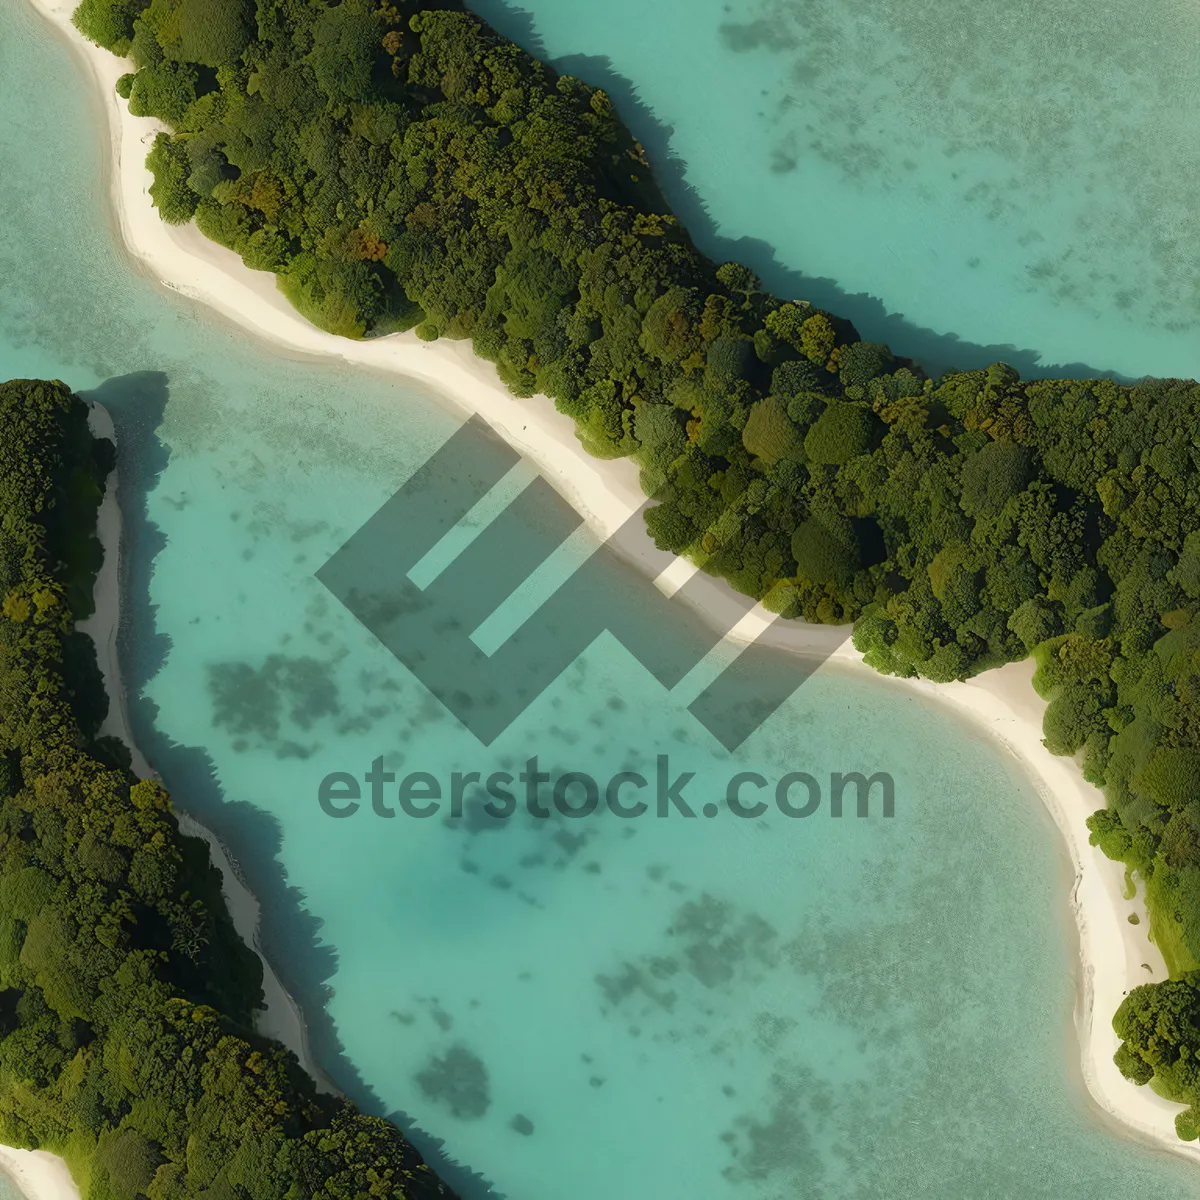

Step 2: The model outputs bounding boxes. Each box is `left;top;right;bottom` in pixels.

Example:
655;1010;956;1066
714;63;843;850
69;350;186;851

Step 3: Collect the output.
462;0;1133;384
80;372;503;1200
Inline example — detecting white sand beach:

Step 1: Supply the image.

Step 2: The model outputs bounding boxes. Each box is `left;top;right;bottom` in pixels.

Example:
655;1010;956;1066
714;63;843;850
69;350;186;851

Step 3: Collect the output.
23;0;1200;1179
0;1149;80;1200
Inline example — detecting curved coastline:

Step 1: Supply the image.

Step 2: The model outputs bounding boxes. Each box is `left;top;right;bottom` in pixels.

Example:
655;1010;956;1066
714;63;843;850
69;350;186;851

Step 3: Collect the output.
0;407;342;1200
76;402;337;1093
23;0;1200;1174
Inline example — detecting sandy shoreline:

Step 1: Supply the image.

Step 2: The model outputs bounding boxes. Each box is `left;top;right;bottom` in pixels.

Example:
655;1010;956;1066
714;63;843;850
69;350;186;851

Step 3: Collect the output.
0;1151;79;1200
0;401;335;1200
21;0;1200;1178
78;403;336;1089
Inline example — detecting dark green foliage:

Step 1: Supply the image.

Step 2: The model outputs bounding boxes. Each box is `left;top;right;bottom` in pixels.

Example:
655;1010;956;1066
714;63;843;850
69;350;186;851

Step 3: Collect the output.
836;340;893;389
771;358;834;399
0;380;452;1196
1087;808;1134;863
791;513;859;589
71;0;1200;1134
145;134;196;224
958;440;1033;517
1171;532;1200;600
1010;598;1062;653
143;0;252;68
126;58;197;126
308;0;383;101
91;1127;158;1199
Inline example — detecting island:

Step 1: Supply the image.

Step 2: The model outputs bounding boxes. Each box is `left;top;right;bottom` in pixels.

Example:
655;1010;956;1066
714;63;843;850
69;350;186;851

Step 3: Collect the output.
4;0;1200;1190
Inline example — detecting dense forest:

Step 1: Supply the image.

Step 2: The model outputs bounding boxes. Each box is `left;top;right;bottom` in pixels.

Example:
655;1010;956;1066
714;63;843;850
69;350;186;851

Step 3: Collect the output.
0;379;452;1196
66;0;1200;1144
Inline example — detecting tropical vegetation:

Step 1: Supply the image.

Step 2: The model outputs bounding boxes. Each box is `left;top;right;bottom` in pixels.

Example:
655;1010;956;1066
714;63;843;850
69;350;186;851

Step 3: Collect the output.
58;0;1200;1145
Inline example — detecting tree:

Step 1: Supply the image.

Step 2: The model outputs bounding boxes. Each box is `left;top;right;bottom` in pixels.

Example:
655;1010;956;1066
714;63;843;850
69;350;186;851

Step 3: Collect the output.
308;0;383;102
803;402;875;466
835;341;894;389
1008;598;1061;654
73;0;149;54
741;396;803;467
791;512;859;588
144;0;252;68
145;136;197;225
1170;532;1200;600
1113;980;1200;1104
959;440;1033;517
76;0;1200;1141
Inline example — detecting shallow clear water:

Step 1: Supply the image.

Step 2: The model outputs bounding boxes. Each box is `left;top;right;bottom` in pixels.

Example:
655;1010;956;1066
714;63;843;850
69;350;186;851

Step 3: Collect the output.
3;2;1200;1197
468;0;1200;380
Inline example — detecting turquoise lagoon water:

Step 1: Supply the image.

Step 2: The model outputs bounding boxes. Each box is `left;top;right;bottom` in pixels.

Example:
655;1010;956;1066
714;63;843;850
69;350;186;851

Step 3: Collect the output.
4;1;1200;1197
468;0;1200;380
